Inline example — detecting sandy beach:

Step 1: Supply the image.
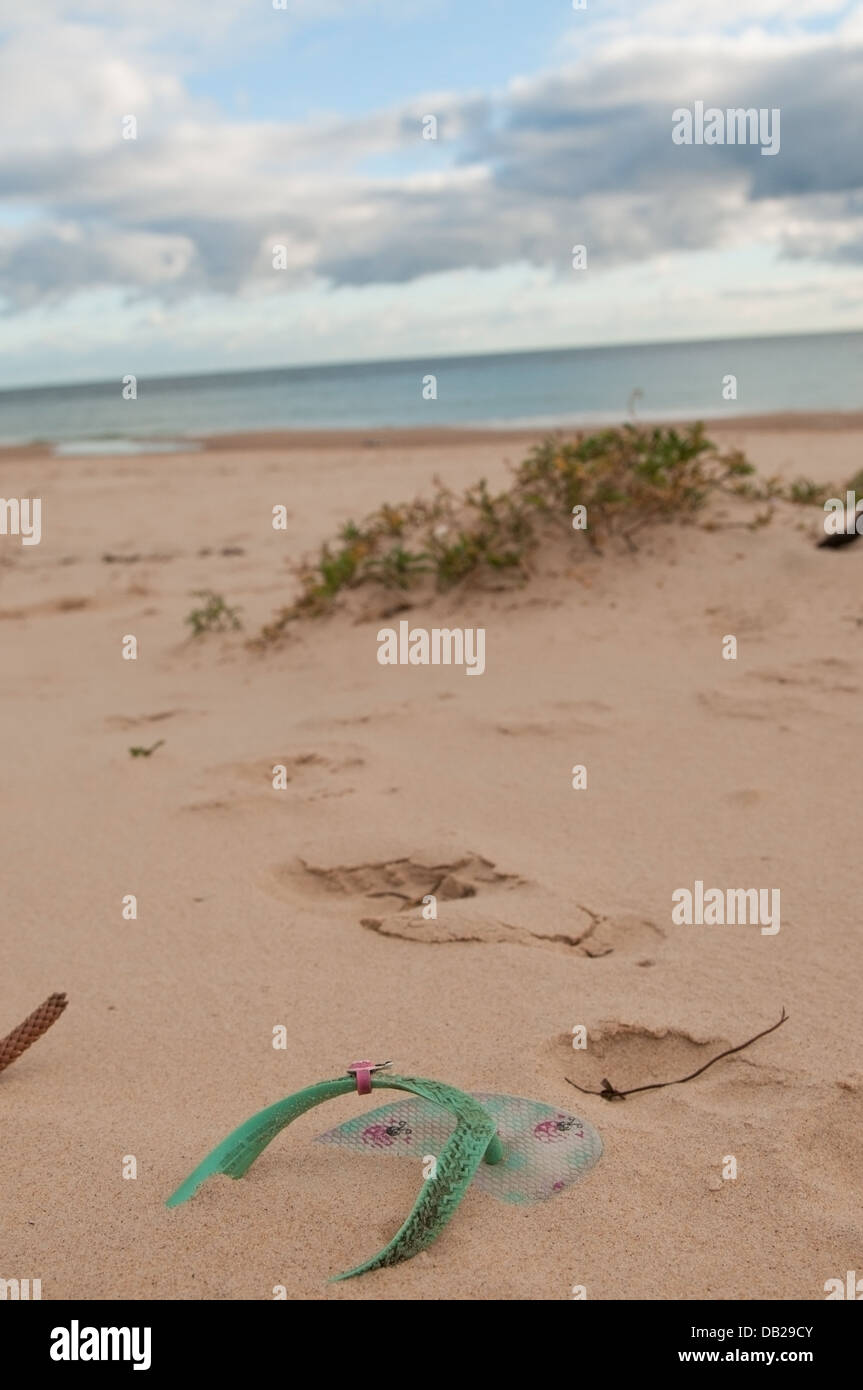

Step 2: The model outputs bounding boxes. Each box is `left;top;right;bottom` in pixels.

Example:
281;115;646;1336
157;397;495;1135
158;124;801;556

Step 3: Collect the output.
1;416;861;1301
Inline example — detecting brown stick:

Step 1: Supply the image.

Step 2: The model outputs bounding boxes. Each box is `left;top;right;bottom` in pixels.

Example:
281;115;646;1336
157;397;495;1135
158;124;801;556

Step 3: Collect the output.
0;993;68;1075
565;1008;788;1101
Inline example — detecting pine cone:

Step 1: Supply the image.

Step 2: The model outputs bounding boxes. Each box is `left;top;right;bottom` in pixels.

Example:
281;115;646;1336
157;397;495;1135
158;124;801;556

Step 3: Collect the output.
0;993;68;1075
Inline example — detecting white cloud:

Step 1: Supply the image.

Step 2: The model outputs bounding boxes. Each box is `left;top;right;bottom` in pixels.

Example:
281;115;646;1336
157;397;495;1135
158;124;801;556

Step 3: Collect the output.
1;0;862;373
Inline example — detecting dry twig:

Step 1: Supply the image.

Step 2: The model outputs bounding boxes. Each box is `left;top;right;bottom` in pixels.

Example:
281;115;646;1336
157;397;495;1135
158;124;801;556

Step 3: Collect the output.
565;1008;788;1101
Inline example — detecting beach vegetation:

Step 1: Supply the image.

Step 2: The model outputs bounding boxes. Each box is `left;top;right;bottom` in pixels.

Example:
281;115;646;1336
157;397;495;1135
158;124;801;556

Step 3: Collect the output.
259;423;763;642
185;589;243;636
129;740;165;758
788;477;832;505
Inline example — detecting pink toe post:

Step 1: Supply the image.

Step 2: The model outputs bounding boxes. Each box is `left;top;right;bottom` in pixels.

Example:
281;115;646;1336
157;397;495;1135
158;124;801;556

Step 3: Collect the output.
347;1059;391;1095
347;1060;374;1095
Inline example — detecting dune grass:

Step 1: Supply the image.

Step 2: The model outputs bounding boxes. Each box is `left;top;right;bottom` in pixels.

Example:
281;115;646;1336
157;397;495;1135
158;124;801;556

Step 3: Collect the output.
185;589;243;636
256;422;823;643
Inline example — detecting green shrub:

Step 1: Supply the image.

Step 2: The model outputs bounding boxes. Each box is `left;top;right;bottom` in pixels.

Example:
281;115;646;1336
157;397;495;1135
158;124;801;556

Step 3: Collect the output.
259;423;759;642
185;590;243;636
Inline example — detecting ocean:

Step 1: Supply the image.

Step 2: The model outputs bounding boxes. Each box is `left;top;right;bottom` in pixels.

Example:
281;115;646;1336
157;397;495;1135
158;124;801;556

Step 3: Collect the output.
1;330;861;452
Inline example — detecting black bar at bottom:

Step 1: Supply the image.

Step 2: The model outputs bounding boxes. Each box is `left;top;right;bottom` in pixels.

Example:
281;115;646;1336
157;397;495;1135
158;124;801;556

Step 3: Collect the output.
2;1298;856;1374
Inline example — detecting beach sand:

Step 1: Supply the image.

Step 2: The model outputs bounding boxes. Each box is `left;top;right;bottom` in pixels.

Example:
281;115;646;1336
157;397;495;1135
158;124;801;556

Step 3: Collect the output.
1;417;861;1300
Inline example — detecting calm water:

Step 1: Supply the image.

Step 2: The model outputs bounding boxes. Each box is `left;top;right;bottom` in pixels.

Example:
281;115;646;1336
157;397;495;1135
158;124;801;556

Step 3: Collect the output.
1;331;861;450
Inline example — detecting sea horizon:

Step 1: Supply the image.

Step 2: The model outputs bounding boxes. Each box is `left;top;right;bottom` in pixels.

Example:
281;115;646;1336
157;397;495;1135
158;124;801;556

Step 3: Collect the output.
1;327;861;451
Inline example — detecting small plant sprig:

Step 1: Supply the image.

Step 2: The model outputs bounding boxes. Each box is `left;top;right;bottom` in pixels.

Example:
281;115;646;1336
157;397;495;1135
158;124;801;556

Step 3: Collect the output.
129;740;165;758
786;477;832;506
185;590;242;637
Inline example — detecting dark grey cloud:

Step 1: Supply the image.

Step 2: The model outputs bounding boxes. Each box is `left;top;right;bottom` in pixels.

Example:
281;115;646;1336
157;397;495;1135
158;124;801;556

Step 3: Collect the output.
1;37;862;307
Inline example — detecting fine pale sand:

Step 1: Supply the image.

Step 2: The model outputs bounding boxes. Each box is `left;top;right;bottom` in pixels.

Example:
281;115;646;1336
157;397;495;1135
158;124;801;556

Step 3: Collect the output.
1;418;861;1301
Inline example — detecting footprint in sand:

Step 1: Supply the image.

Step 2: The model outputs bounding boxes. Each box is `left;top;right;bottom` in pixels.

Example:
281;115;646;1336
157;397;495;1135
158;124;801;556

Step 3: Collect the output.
271;850;519;906
181;746;366;814
359;903;660;957
553;1019;788;1100
552;1022;730;1094
360;910;593;954
264;849;663;960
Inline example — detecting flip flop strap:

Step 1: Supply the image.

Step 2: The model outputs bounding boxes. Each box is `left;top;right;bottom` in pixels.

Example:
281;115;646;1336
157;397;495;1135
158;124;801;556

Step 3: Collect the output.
166;1073;503;1280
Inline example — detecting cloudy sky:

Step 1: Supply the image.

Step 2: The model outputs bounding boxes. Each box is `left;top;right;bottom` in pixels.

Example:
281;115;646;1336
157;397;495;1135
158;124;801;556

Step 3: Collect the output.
1;0;862;386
